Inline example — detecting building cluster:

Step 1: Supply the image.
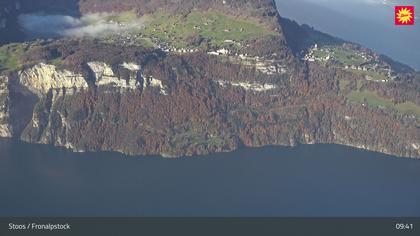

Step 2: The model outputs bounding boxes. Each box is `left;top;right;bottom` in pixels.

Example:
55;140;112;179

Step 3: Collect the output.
303;44;398;82
102;21;288;76
208;48;287;75
303;44;331;62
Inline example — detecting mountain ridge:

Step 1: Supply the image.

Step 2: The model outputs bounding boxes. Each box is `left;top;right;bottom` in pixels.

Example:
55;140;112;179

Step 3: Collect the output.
0;0;419;158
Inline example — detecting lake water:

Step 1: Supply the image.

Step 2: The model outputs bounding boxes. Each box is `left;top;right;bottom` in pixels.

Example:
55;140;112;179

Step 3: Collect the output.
1;138;419;217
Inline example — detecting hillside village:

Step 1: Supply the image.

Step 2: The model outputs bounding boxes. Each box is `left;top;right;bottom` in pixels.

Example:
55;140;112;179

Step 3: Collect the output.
99;10;289;76
303;43;397;82
102;10;403;82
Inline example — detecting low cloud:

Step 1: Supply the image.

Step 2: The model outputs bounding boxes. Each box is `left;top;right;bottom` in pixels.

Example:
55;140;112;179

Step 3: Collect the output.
18;13;145;38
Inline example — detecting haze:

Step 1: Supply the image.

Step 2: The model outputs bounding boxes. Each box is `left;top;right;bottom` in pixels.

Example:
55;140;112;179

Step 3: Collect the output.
276;0;420;70
18;13;144;38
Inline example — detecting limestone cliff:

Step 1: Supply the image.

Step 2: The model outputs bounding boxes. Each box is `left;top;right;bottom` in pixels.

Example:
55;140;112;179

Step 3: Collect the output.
19;63;88;96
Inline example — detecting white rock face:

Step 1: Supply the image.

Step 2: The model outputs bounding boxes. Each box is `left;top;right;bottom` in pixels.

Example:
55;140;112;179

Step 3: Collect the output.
344;116;352;121
96;76;140;89
0;76;12;137
19;63;88;96
145;76;168;95
216;80;276;92
208;49;287;75
121;62;169;95
121;62;141;71
88;61;141;89
87;61;116;80
121;62;141;81
18;62;166;94
208;48;229;56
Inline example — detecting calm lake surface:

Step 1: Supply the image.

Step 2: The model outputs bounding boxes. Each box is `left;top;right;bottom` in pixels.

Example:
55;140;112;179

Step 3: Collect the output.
0;138;419;217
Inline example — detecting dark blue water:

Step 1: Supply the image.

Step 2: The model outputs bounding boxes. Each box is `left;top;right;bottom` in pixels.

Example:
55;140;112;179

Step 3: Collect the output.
1;138;419;217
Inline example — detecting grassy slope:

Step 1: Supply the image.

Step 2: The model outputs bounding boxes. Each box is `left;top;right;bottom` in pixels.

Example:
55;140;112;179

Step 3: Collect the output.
142;10;277;48
346;90;420;117
97;10;277;49
0;43;26;72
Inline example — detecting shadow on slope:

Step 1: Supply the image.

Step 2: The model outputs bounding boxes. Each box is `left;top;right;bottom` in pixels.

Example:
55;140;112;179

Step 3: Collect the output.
278;17;344;55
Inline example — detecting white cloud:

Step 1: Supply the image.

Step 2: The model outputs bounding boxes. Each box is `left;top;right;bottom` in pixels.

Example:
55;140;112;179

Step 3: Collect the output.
18;13;145;38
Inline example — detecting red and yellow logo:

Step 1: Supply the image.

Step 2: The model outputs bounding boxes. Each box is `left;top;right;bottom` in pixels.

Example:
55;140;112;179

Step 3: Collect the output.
395;6;415;25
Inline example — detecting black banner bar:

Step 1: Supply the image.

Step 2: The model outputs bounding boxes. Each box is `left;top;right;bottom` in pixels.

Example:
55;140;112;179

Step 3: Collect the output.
0;218;418;236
